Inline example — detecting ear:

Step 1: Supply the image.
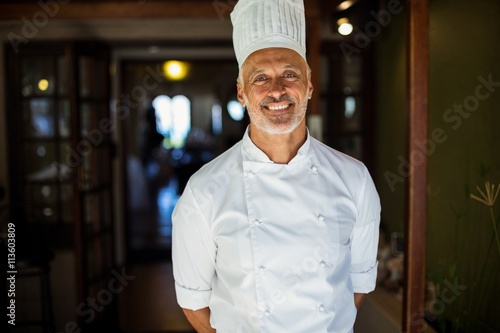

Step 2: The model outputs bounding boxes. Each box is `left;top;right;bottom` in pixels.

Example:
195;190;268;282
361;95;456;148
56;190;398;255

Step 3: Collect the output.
308;80;314;100
237;82;246;106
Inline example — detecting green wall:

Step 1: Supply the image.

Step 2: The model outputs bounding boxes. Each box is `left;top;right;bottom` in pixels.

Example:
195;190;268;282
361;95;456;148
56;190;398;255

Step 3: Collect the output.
427;0;500;331
374;0;406;235
375;0;500;331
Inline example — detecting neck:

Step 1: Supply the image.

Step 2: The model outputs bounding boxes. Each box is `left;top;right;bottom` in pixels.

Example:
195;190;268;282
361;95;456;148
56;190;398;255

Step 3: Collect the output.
249;121;307;164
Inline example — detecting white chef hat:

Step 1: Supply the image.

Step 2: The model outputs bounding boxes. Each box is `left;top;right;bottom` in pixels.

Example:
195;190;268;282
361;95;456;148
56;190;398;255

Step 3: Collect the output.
231;0;307;69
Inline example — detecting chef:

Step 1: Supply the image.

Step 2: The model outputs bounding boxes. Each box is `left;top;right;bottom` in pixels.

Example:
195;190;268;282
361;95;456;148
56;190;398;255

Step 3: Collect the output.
171;0;381;332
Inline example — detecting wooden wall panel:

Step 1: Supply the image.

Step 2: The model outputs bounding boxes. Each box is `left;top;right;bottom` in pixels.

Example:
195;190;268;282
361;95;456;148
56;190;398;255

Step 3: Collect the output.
403;0;429;332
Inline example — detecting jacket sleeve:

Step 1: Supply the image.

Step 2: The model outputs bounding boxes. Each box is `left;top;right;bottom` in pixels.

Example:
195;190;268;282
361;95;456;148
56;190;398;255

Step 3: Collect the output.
172;182;217;310
349;166;381;294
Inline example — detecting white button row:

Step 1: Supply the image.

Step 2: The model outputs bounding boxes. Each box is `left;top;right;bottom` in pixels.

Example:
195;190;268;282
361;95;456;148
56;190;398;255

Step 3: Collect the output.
251;215;327;226
260;304;327;316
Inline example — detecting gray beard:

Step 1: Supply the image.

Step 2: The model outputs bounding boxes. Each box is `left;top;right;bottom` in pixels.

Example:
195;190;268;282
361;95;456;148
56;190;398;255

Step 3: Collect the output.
243;94;308;135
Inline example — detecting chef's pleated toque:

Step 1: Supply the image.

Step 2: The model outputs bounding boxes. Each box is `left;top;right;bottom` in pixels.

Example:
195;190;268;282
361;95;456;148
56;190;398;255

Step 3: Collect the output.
230;0;307;69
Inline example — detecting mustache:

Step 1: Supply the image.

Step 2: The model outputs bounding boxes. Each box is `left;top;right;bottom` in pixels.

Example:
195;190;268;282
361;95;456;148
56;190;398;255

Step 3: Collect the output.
259;95;296;108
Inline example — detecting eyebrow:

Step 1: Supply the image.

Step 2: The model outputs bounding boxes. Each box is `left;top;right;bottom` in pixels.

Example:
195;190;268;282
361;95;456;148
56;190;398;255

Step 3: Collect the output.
249;64;301;77
283;64;300;71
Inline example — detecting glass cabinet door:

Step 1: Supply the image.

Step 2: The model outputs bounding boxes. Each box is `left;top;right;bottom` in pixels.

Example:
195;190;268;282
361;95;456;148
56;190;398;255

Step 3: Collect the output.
319;43;375;170
11;50;75;234
72;45;115;318
5;45;77;332
6;41;116;329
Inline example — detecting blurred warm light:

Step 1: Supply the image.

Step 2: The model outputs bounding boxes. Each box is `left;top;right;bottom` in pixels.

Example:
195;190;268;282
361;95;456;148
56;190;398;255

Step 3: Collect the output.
337;0;354;11
38;79;49;91
337;18;353;36
163;60;189;80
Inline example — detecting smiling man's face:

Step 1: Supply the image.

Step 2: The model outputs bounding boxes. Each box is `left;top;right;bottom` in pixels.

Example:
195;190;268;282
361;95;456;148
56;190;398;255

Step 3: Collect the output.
237;48;313;135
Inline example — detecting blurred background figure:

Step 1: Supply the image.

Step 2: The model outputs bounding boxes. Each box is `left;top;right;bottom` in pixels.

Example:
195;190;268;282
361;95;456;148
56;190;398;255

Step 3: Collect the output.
142;104;164;169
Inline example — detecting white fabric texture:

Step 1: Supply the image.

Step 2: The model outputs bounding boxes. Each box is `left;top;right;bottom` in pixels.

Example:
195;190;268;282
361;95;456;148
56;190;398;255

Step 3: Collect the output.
231;0;307;68
172;128;381;333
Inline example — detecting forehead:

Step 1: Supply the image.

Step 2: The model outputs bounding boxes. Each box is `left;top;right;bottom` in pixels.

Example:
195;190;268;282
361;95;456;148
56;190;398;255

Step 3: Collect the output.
242;48;307;75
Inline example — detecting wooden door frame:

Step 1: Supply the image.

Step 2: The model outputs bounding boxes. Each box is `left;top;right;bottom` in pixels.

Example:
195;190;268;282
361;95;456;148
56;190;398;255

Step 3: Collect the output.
403;0;429;332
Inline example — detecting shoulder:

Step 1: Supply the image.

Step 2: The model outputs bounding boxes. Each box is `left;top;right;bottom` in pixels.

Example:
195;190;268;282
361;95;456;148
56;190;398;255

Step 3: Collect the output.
187;140;244;191
309;137;378;206
174;141;244;217
309;138;380;220
310;137;368;179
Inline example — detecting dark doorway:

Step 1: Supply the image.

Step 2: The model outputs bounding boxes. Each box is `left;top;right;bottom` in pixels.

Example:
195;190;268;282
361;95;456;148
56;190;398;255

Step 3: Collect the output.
119;56;245;263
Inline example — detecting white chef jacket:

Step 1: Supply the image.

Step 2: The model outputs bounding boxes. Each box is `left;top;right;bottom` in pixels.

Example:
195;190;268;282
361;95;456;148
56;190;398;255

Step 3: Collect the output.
172;128;380;333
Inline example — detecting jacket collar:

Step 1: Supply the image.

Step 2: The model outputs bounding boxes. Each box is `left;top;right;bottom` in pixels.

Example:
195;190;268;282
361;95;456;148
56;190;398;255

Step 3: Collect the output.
241;126;311;164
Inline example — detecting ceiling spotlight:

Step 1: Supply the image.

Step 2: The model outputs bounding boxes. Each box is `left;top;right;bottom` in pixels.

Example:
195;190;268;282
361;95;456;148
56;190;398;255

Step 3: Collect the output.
337;0;354;11
337;18;353;36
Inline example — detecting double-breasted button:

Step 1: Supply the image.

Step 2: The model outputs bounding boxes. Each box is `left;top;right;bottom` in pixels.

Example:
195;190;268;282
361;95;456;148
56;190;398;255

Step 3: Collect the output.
254;219;262;225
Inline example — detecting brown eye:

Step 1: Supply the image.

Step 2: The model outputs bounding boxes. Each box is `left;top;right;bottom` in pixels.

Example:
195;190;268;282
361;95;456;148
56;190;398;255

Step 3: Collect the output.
282;73;298;80
253;76;268;84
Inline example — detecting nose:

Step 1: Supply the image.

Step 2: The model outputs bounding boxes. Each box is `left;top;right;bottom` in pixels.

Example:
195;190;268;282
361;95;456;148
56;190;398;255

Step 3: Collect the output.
267;78;286;100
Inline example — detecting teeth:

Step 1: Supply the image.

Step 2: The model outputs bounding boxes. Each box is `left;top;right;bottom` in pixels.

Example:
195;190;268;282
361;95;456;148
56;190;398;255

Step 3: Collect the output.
268;104;289;110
